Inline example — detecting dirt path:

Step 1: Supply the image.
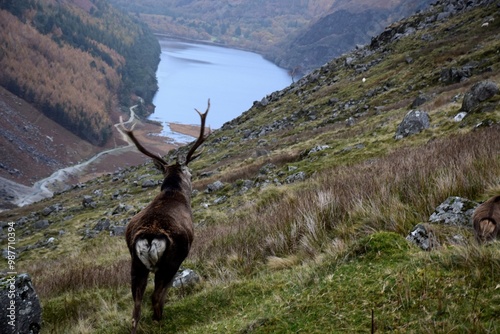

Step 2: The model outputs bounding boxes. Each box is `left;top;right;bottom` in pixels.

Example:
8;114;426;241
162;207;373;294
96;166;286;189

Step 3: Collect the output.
12;106;178;207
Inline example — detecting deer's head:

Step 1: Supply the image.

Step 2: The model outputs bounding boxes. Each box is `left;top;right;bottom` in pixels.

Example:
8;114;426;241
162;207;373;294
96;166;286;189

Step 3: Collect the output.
121;100;210;194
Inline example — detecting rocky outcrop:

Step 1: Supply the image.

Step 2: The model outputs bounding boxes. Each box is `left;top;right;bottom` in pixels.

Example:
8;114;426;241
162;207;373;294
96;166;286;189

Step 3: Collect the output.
0;273;42;334
461;80;499;113
172;268;200;289
395;110;430;139
429;196;478;226
406;223;439;251
407;197;480;250
370;0;498;50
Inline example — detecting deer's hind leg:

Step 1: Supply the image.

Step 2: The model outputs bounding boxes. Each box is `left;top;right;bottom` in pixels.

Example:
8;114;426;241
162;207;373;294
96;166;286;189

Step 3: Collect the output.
151;265;180;321
131;260;149;334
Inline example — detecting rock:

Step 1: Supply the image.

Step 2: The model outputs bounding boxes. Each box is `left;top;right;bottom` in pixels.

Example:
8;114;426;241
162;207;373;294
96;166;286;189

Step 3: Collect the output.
308;145;330;155
111;190;122;200
206;181;224;193
112;203;132;215
33;220;49;230
406;223;439;251
93;218;110;232
199;171;215;178
394;110;430;139
286;172;306;184
0;273;42;334
436;11;451;21
141;180;157;188
329;97;340;105
41;204;63;216
109;226;126;236
429;196;478;226
461;80;499;112
253;97;269;107
214;196;228;205
259;163;276;175
172;269;200;288
243;179;255;188
342;144;365;152
440;67;471;84
411;93;431;108
82;195;96;208
82;229;99;239
41;206;54;216
346;117;356;127
454;112;468;122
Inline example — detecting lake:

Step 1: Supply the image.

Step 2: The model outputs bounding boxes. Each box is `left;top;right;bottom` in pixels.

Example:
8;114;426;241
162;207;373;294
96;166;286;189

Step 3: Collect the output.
150;38;292;141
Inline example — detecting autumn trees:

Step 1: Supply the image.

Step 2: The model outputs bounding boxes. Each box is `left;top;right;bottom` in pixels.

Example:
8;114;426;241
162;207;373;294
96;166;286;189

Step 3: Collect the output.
0;0;160;146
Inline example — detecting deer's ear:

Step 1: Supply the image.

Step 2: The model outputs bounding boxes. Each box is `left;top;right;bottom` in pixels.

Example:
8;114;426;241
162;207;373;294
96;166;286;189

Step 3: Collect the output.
153;159;167;173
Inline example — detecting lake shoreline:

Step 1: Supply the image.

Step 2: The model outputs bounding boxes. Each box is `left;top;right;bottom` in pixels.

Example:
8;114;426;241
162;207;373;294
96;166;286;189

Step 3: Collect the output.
168;123;200;138
151;37;292;131
154;33;269;62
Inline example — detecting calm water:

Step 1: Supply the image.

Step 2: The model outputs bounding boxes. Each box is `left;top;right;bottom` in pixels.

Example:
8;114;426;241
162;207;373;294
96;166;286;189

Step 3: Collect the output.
150;38;291;141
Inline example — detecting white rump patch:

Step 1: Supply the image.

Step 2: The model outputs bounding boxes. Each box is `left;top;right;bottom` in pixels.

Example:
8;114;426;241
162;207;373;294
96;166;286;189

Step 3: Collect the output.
136;238;167;272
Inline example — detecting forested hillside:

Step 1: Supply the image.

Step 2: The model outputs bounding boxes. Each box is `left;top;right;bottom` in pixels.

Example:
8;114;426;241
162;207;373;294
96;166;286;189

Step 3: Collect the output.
0;0;160;146
108;0;334;53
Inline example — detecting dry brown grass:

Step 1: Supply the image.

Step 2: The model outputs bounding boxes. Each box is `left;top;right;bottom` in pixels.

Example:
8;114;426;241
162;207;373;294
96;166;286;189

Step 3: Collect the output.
28;258;130;299
194;150;300;190
188;125;500;279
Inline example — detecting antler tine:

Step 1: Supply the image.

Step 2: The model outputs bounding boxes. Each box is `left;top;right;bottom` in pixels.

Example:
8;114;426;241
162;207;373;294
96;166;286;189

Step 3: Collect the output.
185;99;211;165
120;117;168;169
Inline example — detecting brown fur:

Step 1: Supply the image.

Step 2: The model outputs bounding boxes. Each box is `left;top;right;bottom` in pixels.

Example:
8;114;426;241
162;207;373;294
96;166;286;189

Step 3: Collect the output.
122;101;210;334
472;195;500;244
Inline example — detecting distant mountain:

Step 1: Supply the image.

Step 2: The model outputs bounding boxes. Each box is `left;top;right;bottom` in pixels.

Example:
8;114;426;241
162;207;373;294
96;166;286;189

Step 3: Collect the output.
108;0;334;52
108;0;435;73
271;0;435;73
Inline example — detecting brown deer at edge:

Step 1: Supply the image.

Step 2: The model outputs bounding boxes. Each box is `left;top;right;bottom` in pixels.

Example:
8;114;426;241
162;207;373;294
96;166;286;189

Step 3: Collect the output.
121;100;210;334
472;195;500;244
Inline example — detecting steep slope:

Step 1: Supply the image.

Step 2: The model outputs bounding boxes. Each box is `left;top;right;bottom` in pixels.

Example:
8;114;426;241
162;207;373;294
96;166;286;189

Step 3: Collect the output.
0;0;499;333
271;0;435;72
0;0;160;146
0;0;165;207
0;87;99;185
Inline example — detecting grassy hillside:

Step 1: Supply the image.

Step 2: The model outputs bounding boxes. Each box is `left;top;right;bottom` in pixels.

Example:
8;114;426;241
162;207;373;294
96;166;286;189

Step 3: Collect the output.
1;1;499;333
0;0;160;146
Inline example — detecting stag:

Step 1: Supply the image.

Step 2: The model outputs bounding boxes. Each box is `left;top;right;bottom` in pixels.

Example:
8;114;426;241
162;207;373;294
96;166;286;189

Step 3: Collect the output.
472;195;500;244
121;100;210;334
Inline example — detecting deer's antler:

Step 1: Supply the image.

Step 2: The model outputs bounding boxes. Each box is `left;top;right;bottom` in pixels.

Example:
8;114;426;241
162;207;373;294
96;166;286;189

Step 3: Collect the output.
185;99;211;165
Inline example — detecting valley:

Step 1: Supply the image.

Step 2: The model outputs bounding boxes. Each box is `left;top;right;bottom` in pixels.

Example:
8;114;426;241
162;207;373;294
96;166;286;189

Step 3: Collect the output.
0;0;499;333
